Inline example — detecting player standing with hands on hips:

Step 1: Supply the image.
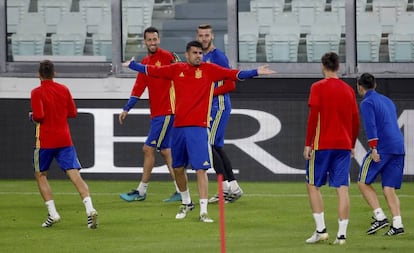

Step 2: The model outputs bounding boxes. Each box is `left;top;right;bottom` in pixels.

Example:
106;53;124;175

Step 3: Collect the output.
303;52;359;245
356;73;405;236
30;60;98;229
123;40;275;222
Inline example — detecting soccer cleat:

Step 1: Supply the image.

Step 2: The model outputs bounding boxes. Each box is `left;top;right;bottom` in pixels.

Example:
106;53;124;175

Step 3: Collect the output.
163;191;182;202
333;235;346;245
367;217;389;235
87;210;98;229
208;193;220;203
305;229;329;243
384;226;404;236
226;189;244;203
119;190;146;202
175;202;195;219
199;213;214;223
208;191;230;204
41;214;61;228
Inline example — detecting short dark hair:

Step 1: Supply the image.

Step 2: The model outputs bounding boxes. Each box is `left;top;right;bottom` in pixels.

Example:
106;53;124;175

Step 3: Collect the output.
39;60;55;79
357;73;376;89
321;52;339;72
144;26;159;39
198;24;212;30
186;40;202;52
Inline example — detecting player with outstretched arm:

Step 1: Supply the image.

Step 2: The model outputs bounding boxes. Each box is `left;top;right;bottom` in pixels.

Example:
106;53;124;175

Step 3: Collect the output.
123;40;275;222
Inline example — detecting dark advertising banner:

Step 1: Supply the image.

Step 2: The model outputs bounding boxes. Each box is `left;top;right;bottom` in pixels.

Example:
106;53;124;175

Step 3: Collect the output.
1;98;413;181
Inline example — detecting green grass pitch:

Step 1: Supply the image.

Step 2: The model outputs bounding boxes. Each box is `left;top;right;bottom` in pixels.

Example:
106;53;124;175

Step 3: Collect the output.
0;180;413;253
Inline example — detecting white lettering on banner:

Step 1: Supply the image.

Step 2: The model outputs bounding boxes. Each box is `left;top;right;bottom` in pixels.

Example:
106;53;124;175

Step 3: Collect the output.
78;108;162;173
398;110;414;174
353;139;367;167
77;108;413;175
228;109;303;174
77;108;210;174
351;110;413;175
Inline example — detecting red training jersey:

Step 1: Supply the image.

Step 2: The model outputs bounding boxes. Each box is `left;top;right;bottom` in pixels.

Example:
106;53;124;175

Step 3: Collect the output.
305;78;360;150
131;48;176;118
146;62;240;127
30;80;77;148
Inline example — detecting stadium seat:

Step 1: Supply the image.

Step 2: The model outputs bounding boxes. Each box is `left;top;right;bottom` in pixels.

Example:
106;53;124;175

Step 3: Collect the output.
372;0;408;34
396;9;414;24
162;19;227;37
223;33;229;56
265;13;300;62
356;0;367;15
51;13;87;56
238;12;259;62
250;0;284;34
79;0;111;34
356;13;382;62
6;0;30;34
331;0;345;34
11;13;47;57
92;16;112;61
174;3;226;19
38;0;72;33
306;13;341;62
122;0;154;35
154;0;173;9
161;19;227;54
160;36;193;60
291;0;326;34
388;12;414;62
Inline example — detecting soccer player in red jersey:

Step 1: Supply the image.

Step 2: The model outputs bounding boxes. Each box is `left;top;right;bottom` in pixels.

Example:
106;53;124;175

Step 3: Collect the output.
123;40;274;222
303;52;359;245
30;60;98;229
118;27;181;203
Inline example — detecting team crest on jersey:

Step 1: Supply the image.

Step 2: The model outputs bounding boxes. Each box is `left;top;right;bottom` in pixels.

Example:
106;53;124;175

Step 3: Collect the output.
179;72;184;77
195;68;202;79
155;61;161;67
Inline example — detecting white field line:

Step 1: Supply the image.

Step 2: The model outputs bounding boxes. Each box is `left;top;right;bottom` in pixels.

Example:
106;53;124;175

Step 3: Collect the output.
0;192;413;198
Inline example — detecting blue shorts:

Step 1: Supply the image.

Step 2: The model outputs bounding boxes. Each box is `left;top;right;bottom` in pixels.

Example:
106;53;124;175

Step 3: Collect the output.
209;108;230;147
146;115;174;151
358;152;404;189
171;126;212;170
306;149;351;188
33;146;82;172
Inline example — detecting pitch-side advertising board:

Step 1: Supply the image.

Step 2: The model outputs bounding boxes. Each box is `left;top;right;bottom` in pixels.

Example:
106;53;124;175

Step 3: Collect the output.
1;99;413;181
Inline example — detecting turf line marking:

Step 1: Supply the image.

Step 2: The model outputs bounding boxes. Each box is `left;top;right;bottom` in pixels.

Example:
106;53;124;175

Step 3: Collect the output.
1;192;413;198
